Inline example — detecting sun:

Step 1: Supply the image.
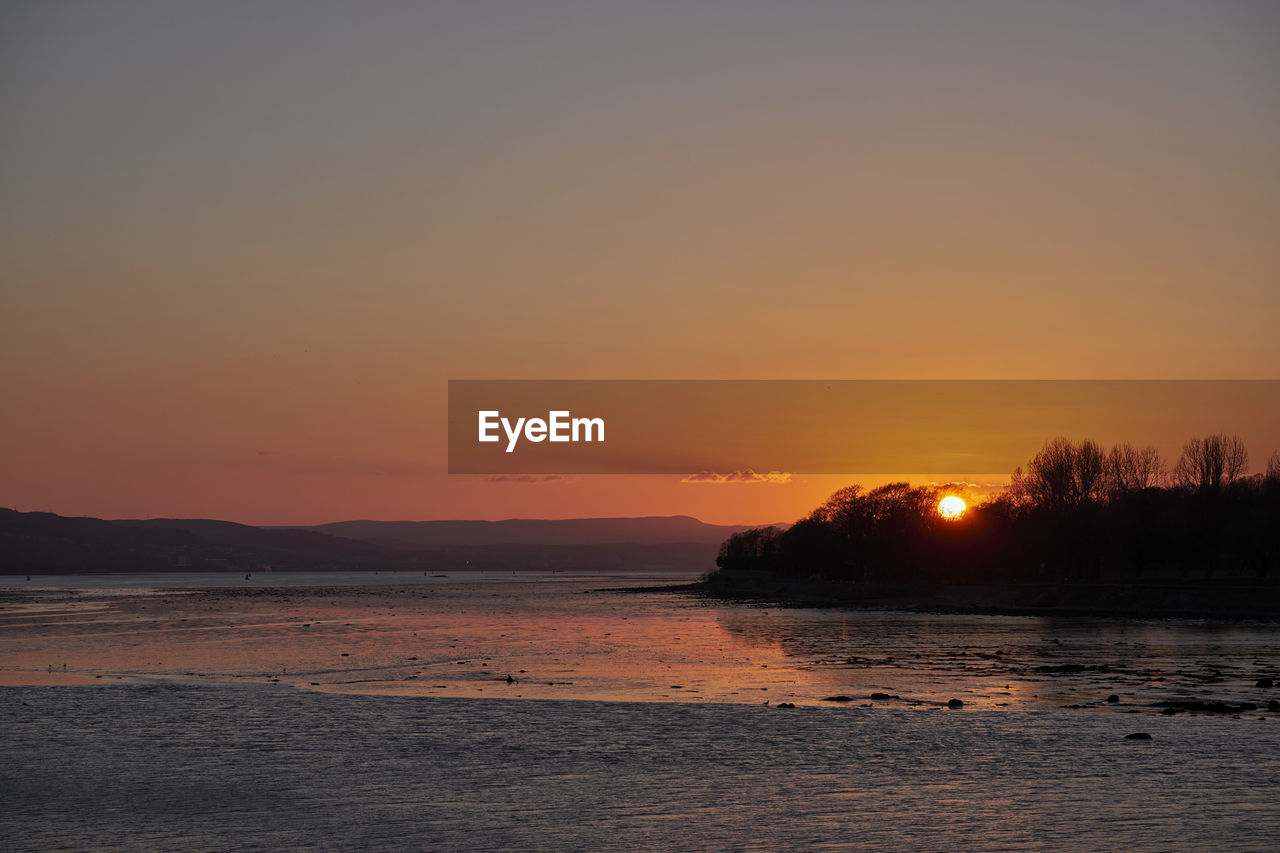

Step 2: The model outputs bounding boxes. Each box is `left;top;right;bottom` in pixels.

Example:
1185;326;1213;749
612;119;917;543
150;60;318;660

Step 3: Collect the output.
938;495;967;520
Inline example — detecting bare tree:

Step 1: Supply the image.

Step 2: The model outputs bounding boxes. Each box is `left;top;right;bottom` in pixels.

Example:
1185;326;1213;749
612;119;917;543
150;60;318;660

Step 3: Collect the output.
1023;437;1106;509
1003;466;1036;511
1172;434;1248;491
1075;440;1106;503
1025;438;1074;508
1267;451;1280;483
1106;443;1166;495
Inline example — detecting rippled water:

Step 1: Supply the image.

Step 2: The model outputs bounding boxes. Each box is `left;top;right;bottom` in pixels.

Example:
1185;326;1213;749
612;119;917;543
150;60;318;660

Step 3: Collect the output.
2;574;1279;849
4;684;1279;851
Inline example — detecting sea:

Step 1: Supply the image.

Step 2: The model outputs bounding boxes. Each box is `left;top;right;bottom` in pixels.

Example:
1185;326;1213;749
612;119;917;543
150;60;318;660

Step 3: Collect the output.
2;571;1278;851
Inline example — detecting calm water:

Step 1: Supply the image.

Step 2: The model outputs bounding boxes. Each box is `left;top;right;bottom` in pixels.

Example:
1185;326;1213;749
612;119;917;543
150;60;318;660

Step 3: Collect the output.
2;573;1279;850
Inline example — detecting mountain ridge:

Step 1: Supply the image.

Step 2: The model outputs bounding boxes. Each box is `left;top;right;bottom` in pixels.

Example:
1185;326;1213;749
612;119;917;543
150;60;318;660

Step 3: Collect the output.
287;516;776;548
1;510;777;575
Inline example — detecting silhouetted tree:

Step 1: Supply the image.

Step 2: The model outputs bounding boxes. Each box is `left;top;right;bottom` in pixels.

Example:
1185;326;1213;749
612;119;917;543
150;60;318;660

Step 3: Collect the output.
1172;433;1248;491
1016;437;1106;510
807;485;863;526
707;432;1277;589
793;482;949;583
775;518;846;580
716;526;784;573
1105;442;1165;496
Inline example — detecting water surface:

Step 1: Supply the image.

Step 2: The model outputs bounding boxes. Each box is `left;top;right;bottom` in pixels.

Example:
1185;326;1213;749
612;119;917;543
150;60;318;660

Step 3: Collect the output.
2;573;1278;850
2;573;1275;711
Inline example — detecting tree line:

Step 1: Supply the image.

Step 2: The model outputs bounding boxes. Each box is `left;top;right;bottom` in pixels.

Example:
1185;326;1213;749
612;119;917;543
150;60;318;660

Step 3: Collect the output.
714;434;1280;585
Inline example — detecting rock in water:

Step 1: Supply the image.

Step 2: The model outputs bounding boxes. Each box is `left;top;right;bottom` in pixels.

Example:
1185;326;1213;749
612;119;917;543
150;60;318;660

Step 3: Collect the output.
1106;695;1120;703
1124;733;1153;740
1256;677;1274;689
947;699;964;709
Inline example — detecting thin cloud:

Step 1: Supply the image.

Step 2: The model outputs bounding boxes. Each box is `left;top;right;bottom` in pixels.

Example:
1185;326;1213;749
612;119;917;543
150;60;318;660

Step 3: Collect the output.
484;474;567;484
681;470;792;485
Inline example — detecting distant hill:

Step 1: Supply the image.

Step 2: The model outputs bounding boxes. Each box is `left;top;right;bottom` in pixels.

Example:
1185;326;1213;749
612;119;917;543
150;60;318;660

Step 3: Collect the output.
0;510;768;575
398;542;719;573
0;509;202;574
0;509;413;574
115;518;396;562
290;516;776;549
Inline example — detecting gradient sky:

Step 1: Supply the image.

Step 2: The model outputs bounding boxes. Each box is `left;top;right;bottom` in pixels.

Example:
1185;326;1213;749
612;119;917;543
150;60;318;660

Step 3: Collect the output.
2;1;1278;524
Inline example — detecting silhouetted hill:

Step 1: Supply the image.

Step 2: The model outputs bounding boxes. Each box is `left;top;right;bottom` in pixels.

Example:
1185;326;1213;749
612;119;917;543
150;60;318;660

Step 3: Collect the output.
0;510;746;575
0;509;201;574
1;509;413;574
115;518;395;562
291;516;773;549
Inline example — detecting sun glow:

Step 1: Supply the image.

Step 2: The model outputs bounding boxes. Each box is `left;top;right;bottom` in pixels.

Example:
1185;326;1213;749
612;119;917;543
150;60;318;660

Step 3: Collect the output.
938;495;967;520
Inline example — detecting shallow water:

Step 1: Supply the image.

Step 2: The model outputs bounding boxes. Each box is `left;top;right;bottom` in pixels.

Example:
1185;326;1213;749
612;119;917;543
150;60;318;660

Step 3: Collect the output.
0;569;616;591
2;575;1276;712
3;684;1279;851
1;574;1278;849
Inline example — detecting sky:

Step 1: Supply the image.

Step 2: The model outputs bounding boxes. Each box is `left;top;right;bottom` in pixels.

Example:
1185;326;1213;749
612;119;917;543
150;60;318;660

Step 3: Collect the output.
2;1;1278;524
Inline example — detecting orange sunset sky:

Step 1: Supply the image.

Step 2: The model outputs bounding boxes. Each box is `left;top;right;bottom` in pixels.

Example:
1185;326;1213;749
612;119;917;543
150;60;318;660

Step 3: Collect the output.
2;2;1278;525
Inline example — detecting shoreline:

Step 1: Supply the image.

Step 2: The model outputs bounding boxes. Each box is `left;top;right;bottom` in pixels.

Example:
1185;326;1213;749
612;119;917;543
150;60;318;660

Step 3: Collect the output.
630;574;1280;622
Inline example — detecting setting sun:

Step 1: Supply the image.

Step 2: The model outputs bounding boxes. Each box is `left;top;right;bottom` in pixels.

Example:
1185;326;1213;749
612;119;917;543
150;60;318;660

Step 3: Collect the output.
938;495;967;520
